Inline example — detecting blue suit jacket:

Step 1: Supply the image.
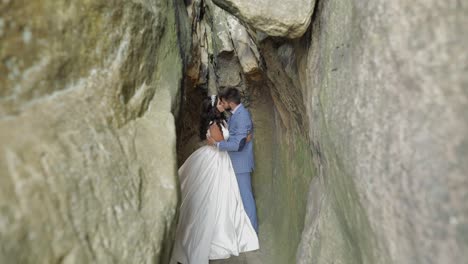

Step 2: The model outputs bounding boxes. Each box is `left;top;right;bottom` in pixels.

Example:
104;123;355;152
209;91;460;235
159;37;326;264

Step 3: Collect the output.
218;104;254;174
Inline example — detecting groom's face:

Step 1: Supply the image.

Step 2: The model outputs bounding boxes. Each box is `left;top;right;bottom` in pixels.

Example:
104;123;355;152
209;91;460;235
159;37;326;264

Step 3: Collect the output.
220;98;231;111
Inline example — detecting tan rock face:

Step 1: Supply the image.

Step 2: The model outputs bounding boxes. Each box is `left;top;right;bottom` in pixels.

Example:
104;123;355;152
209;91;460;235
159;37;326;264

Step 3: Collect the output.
0;0;182;263
214;0;468;262
212;0;317;38
294;0;468;263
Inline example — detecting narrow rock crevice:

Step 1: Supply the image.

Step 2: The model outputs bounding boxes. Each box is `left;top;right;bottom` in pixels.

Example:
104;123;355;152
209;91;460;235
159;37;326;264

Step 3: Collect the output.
175;0;468;263
175;1;316;263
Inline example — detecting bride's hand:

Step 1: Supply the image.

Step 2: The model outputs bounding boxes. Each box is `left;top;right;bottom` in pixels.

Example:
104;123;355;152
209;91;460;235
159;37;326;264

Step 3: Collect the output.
246;132;252;143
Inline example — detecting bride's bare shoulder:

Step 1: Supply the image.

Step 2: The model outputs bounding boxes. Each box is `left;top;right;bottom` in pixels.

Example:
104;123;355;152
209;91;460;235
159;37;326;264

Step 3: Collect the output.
209;123;224;141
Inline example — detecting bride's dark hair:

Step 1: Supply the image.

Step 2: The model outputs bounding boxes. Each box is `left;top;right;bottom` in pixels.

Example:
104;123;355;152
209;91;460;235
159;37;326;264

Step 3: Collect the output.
199;95;226;140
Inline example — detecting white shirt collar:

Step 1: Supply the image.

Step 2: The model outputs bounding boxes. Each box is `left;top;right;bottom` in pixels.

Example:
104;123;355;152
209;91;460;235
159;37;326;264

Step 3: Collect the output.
231;104;242;115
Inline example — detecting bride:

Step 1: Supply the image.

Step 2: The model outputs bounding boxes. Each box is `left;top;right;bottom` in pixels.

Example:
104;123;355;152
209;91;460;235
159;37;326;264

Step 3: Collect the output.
170;95;259;264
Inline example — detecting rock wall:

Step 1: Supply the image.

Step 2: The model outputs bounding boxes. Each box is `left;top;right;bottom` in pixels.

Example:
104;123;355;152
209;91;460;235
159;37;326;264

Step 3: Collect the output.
295;0;468;263
0;0;183;263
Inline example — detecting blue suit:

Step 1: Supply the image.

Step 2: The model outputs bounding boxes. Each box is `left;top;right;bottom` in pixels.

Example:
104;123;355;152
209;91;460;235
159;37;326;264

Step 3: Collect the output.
218;104;258;232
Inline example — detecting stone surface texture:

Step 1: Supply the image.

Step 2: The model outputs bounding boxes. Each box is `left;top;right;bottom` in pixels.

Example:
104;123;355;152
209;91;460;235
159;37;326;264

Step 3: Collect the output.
293;0;468;263
212;0;316;38
0;0;183;263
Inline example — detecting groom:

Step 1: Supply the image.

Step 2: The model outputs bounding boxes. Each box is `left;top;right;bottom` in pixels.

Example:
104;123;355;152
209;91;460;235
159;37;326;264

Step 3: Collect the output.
207;87;258;233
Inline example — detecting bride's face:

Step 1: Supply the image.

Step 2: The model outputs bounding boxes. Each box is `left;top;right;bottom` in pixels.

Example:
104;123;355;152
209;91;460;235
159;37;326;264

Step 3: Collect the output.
216;99;225;113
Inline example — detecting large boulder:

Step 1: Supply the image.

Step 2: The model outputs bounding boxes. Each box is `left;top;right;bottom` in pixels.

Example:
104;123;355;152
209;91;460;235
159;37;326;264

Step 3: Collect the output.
212;0;316;38
0;0;183;262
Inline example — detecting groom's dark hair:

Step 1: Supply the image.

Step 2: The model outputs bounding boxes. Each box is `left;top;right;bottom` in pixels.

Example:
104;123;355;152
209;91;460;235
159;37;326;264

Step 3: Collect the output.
219;88;241;104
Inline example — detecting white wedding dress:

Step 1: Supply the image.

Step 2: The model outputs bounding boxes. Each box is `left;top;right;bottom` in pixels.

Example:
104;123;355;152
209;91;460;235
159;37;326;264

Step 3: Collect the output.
170;122;259;264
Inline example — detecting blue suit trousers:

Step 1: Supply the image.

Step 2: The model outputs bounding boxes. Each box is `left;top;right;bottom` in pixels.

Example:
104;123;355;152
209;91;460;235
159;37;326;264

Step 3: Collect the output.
236;172;258;232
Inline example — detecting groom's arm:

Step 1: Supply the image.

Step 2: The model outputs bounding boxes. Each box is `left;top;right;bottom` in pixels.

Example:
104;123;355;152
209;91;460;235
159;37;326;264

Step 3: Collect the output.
218;118;249;152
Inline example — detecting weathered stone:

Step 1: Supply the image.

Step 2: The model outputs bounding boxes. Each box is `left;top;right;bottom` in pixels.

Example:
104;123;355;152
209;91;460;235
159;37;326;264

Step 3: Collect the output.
198;19;211;85
204;1;244;89
212;0;316;38
182;0;262;93
208;0;235;55
0;0;183;263
226;16;261;76
214;53;243;89
294;0;468;263
208;62;218;95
